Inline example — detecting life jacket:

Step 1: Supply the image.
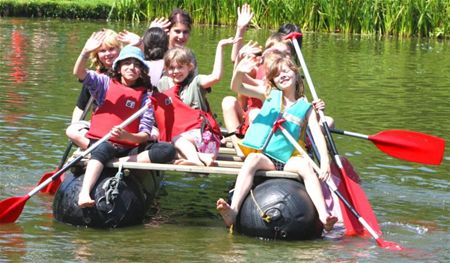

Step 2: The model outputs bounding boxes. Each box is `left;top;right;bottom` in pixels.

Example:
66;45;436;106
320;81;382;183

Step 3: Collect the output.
86;79;146;147
152;85;221;142
239;89;311;163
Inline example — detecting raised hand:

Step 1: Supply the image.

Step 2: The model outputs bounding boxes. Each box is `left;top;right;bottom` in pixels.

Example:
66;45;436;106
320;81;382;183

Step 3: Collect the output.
218;37;241;47
149;17;171;32
82;31;106;54
237;4;254;29
236;55;260;75
238;40;262;59
117;30;141;46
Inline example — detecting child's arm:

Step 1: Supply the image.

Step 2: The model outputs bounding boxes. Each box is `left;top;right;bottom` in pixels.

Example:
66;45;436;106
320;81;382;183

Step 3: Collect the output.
198;37;237;89
231;4;254;63
230;56;265;101
307;108;330;181
73;31;106;81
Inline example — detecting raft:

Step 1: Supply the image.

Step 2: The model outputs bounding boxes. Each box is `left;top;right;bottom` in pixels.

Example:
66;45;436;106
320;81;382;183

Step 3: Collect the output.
52;142;329;238
53;164;163;228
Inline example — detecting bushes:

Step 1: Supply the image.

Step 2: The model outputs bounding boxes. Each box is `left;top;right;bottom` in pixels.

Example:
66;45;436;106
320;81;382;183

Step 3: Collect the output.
0;0;112;19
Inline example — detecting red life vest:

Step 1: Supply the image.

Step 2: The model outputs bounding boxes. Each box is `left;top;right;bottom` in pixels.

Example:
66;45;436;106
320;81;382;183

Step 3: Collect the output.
86;79;146;147
152;85;221;142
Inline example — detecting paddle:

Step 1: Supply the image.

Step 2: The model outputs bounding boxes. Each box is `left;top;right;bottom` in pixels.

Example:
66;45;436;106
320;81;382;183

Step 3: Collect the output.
0;102;150;224
330;128;445;165
38;97;95;194
307;128;381;237
285;32;402;250
274;120;402;250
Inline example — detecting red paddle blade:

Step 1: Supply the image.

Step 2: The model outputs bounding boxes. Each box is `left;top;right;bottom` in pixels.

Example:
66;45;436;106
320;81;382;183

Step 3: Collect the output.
0;196;29;224
332;157;382;237
376;238;403;251
369;130;445;165
37;168;64;195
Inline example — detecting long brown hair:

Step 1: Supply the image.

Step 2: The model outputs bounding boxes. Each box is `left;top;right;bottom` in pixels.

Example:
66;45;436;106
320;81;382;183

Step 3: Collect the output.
264;56;304;99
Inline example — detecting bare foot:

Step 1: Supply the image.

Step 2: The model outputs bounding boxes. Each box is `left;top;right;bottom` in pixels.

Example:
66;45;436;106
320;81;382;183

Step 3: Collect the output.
198;153;216;166
216;198;237;227
323;215;338;232
78;192;95;208
174;159;204;166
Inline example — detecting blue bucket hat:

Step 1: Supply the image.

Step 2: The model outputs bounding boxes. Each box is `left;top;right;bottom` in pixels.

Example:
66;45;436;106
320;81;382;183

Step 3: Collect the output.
112;45;148;71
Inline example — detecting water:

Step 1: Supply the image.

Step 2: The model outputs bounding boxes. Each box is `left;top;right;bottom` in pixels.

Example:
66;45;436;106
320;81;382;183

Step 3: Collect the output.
0;17;449;262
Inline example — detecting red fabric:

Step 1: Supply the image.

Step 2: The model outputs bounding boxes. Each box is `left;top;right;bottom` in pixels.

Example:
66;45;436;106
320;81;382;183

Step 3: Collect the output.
152;85;221;142
331;157;382;237
86;79;146;147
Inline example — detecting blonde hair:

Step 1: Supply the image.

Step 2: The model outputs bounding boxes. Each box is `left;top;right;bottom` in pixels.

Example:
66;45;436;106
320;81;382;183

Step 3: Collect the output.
264;55;304;99
163;47;195;69
89;29;122;72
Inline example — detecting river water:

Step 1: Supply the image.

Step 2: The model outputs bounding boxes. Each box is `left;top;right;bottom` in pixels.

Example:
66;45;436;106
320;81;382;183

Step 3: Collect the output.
0;17;448;262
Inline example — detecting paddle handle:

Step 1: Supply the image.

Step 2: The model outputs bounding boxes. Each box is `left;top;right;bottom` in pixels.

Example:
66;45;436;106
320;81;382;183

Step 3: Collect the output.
330;128;369;140
28;102;151;197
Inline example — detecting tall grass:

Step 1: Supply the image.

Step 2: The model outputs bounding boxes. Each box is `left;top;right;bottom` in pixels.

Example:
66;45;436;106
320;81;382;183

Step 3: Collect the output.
108;0;450;38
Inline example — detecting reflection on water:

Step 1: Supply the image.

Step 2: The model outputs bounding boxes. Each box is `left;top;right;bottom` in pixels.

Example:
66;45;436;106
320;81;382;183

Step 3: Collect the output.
0;18;449;262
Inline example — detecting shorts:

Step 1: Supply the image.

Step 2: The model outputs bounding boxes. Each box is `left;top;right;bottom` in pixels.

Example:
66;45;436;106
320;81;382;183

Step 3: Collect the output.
182;128;220;156
267;155;285;171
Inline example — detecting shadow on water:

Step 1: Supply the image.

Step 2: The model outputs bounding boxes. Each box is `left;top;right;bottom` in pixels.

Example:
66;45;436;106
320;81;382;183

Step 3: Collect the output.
0;18;449;262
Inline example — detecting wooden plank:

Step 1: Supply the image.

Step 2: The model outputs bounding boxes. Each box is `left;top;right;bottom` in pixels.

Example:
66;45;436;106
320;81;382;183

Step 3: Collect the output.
215;160;243;168
216;155;244;162
219;147;236;155
107;162;298;179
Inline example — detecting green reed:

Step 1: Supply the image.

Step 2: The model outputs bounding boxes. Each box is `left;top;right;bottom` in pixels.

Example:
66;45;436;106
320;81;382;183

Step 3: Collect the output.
109;0;450;38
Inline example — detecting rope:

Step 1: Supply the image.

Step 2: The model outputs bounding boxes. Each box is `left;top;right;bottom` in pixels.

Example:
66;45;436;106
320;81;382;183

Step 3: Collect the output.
100;162;124;207
250;189;271;223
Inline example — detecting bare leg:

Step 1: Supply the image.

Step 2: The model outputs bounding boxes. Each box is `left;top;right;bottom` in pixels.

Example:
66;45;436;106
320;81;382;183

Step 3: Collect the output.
78;159;104;208
284;156;337;231
66;123;90;150
217;153;275;226
118;151;150;163
221;96;245;157
173;135;204;166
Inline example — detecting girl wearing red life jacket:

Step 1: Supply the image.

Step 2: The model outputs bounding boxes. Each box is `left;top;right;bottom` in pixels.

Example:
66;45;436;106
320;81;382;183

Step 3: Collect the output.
66;29;122;150
154;38;235;166
73;32;174;208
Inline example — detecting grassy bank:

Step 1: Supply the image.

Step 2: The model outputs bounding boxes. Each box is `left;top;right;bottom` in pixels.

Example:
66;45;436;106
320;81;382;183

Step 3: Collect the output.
1;0;449;38
0;0;112;19
110;0;449;38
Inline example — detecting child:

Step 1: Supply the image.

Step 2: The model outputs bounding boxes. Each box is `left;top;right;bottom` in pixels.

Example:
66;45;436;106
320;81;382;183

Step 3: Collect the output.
74;31;155;208
216;55;338;231
66;29;122;150
222;31;294;157
153;38;235;166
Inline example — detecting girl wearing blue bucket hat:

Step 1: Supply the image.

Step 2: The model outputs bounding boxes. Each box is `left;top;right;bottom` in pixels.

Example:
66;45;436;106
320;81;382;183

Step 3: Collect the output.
73;31;174;208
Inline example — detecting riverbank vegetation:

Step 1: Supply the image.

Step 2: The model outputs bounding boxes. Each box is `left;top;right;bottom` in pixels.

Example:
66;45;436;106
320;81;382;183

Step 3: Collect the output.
0;0;112;19
1;0;449;38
